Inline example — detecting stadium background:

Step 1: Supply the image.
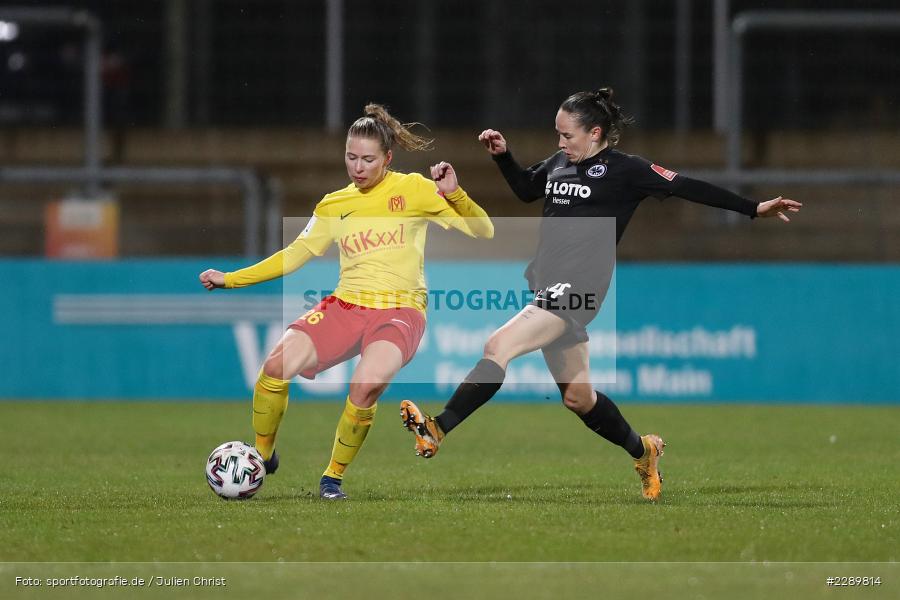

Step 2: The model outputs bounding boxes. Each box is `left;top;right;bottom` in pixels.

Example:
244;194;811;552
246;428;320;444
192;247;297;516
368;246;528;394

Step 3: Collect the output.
3;0;900;261
2;0;898;402
1;2;899;596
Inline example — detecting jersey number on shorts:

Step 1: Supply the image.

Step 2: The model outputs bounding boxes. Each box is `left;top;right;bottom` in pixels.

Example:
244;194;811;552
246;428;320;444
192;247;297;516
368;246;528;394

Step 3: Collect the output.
299;309;324;325
547;282;571;299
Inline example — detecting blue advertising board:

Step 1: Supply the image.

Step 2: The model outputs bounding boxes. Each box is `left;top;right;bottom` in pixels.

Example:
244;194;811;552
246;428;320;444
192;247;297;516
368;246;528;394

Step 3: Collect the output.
1;259;898;403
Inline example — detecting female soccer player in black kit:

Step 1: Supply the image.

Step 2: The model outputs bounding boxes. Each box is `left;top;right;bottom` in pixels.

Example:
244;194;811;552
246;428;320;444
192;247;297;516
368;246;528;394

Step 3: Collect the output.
401;88;801;501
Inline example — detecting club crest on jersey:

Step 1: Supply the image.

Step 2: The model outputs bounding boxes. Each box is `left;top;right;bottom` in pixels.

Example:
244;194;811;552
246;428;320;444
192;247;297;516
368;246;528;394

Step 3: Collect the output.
586;164;607;178
651;164;678;181
388;195;406;212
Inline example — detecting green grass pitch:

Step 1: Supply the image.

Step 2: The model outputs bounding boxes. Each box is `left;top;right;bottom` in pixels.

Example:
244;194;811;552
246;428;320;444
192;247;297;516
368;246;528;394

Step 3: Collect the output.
2;401;898;599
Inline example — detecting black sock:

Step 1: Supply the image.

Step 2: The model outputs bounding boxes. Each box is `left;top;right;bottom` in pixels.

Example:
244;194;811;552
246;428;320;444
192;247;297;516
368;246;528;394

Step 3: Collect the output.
435;358;506;434
580;390;644;459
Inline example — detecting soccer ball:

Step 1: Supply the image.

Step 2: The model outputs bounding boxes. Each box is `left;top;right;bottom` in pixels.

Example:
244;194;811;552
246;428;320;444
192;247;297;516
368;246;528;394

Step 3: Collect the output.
205;441;266;500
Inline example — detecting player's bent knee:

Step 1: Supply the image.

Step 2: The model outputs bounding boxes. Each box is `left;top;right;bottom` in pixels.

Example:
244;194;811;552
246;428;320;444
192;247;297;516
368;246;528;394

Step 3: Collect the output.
482;334;500;358
264;331;318;381
561;388;593;414
262;354;287;380
482;333;513;365
348;381;386;408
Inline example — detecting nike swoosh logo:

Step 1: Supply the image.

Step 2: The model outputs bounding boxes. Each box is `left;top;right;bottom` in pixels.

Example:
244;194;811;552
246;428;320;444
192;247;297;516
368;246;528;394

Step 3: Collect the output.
337;438;359;448
391;318;411;329
340;211;357;220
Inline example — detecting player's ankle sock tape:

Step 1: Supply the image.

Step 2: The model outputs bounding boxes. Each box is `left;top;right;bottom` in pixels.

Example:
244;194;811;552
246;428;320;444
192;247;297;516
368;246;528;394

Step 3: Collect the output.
581;390;644;459
436;358;505;434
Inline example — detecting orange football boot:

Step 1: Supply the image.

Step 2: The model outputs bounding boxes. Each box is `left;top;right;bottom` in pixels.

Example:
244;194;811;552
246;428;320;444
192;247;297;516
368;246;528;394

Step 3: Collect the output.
400;400;444;458
634;434;665;501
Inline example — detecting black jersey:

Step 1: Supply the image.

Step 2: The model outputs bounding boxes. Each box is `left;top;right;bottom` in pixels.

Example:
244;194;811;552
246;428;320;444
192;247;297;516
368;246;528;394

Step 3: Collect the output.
493;147;759;291
494;147;758;239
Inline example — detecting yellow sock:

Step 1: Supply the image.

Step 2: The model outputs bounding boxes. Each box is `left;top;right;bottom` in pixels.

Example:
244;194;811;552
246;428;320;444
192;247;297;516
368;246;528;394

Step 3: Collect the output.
323;396;377;480
252;370;290;460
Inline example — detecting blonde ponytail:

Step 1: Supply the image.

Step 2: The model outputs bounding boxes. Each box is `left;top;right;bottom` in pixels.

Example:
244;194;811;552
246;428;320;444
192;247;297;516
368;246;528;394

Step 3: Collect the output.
348;103;433;152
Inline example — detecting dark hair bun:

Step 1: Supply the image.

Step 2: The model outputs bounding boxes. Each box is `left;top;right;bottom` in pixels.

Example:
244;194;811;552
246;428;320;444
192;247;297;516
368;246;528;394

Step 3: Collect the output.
559;87;633;147
594;88;614;102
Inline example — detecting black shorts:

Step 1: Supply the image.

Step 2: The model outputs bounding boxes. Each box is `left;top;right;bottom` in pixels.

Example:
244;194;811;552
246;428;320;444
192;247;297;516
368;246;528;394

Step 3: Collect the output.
530;277;608;350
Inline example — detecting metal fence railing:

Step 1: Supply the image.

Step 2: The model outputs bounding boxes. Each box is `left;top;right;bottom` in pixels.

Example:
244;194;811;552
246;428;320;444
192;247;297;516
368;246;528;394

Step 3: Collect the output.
0;6;281;257
0;166;274;257
725;10;900;173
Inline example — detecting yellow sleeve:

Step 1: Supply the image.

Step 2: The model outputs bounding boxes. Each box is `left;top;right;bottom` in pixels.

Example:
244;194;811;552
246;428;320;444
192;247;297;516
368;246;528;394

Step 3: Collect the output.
416;175;494;239
223;206;332;288
293;206;334;256
223;238;315;288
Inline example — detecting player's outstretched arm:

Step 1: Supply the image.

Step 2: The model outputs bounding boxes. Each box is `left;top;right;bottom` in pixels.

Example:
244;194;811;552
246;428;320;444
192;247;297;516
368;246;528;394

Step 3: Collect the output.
667;174;800;222
198;241;316;291
431;161;494;239
199;269;226;290
755;196;803;222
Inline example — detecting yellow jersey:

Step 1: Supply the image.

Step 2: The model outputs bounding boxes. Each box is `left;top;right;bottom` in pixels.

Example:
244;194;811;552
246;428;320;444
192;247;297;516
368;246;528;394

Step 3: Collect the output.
224;170;493;313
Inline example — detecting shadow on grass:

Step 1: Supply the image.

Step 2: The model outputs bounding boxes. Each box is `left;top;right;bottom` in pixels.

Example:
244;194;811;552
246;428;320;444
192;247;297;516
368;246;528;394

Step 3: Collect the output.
306;483;658;506
256;488;318;502
255;481;836;510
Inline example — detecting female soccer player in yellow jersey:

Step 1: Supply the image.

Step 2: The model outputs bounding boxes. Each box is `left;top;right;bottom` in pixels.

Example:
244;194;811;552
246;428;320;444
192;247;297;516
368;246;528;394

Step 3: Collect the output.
199;104;494;499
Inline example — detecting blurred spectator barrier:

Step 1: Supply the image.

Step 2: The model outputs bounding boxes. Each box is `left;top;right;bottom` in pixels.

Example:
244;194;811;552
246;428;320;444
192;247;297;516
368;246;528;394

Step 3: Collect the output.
0;166;272;257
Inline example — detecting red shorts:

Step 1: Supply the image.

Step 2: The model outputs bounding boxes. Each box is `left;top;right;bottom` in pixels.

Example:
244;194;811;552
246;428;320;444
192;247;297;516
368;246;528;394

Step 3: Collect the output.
288;295;426;379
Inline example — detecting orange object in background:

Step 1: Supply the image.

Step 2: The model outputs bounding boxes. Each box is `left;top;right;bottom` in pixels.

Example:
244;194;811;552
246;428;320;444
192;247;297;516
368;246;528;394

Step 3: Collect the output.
45;197;119;259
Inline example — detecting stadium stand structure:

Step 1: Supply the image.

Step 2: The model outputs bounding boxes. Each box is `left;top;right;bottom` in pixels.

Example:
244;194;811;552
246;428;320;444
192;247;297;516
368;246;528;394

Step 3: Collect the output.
2;128;899;261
